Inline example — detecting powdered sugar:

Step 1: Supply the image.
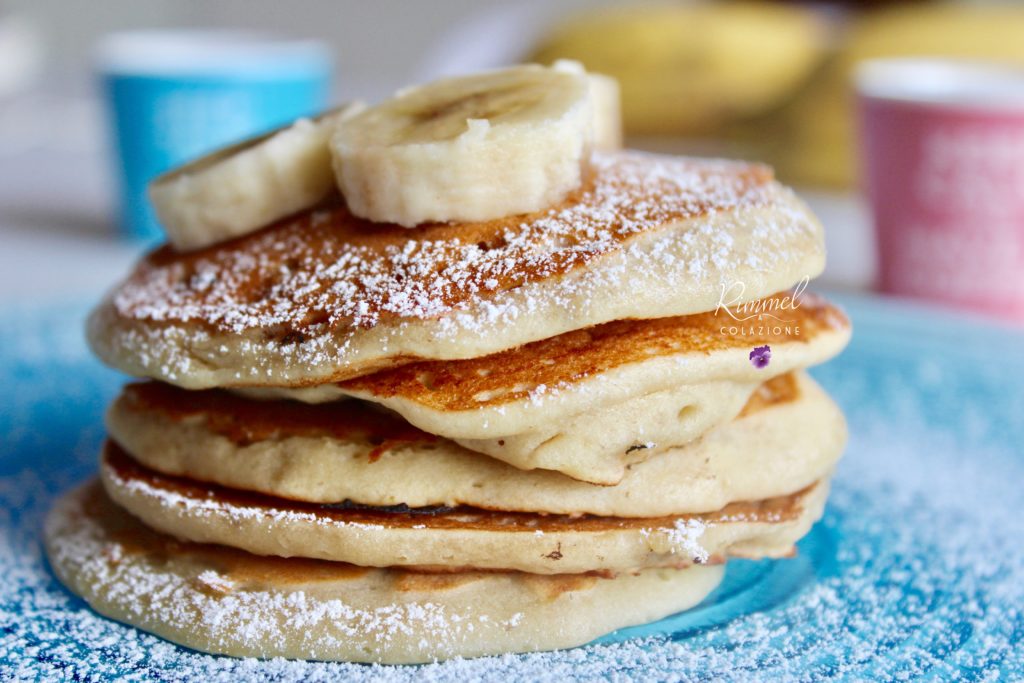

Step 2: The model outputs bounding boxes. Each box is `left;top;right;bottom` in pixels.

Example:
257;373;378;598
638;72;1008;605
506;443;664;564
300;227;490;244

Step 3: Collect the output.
114;153;775;332
105;462;386;532
46;496;465;652
195;569;236;595
664;519;709;563
44;493;481;660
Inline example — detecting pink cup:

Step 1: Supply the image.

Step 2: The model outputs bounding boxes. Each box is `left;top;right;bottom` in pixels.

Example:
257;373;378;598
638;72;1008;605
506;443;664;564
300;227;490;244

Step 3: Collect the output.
857;59;1024;321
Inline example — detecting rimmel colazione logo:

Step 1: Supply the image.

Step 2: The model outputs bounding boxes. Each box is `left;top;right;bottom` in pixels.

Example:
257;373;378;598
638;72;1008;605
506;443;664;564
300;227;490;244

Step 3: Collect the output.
715;276;808;338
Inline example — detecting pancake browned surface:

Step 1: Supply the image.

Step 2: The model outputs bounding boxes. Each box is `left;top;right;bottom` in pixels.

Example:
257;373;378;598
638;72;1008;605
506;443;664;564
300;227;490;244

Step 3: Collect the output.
106;372;847;517
100;443;830;574
87;151;825;389
339;293;846;411
117;372;802;450
114;379;436;450
46;482;724;664
234;292;850;483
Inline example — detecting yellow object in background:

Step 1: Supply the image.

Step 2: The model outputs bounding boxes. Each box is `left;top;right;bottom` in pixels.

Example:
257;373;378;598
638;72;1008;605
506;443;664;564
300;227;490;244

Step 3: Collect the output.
530;2;1024;189
775;3;1024;188
530;2;828;135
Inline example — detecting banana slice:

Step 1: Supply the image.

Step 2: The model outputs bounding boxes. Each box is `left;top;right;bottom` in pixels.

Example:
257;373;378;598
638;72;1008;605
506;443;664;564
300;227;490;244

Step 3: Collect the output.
589;72;623;151
331;63;594;227
552;61;622;152
150;104;361;252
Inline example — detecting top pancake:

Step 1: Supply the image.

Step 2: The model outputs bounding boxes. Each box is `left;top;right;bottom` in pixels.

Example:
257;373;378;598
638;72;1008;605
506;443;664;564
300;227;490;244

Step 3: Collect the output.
88;151;825;388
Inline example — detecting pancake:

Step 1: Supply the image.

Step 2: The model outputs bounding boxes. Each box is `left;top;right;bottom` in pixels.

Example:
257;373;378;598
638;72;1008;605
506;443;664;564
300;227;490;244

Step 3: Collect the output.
45;482;724;664
100;445;829;575
108;372;846;517
87;151;825;389
244;378;763;486
239;291;850;483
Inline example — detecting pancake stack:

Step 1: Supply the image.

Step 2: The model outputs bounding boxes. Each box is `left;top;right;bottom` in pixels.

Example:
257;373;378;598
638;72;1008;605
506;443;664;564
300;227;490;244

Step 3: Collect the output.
47;63;850;663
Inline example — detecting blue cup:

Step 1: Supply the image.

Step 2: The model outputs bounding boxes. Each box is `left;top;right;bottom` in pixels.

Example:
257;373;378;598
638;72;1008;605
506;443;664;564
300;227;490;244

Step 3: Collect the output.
98;30;333;242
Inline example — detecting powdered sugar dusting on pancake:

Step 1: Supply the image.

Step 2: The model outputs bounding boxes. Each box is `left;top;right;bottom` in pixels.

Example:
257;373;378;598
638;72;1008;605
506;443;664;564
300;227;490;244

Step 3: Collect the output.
111;152;774;333
44;484;516;661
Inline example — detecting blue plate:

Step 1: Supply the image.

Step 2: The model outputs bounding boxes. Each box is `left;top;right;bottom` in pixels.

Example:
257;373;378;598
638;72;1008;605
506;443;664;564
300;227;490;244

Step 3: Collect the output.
2;293;1022;681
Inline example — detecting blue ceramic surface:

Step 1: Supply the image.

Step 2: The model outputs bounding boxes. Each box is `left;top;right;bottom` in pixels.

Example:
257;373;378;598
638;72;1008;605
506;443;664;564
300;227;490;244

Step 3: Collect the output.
1;293;1022;681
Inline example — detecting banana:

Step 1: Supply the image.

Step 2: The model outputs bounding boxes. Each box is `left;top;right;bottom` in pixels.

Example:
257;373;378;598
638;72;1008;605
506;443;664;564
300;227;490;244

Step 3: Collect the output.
330;63;594;228
587;70;622;151
149;104;361;252
530;3;826;135
552;59;621;150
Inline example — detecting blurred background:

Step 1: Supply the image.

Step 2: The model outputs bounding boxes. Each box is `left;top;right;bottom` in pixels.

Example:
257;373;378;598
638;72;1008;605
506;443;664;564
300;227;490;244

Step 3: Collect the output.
1;0;1022;320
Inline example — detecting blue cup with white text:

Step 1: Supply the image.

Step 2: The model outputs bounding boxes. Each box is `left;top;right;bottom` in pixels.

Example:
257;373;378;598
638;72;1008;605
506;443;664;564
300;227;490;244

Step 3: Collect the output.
99;30;332;242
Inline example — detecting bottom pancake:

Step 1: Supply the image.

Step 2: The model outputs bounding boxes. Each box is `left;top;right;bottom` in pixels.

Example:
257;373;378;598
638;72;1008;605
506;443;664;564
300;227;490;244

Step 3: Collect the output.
100;444;829;574
45;482;724;664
